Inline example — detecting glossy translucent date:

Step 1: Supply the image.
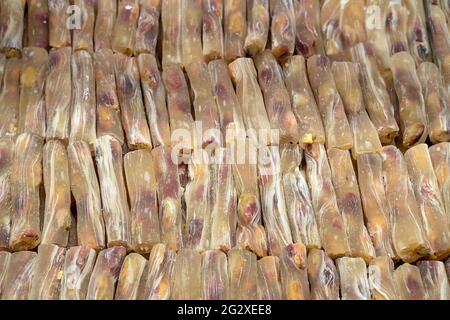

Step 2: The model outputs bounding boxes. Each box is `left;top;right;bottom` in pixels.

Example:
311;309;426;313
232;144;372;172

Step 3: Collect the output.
365;0;390;69
161;0;182;66
339;0;367;55
0;58;20;138
394;263;428;300
9;133;43;251
283;55;325;147
228;58;272;146
115;53;152;149
418;62;450;144
281;144;320;249
232;139;267;257
202;0;224;61
68;141;106;251
115;253;148;300
294;0;323;58
70;50;96;146
307;248;340;300
86;246;127;300
224;0;246;61
357;153;396;259
185;61;221;149
320;0;365;60
336;257;370;300
381;145;429;262
181;0;203;67
112;0;139;56
184;150;212;252
124;149;160;254
331;62;382;158
228;248;257;300
137;54;170;147
386;1;409;55
94;0;117;51
208;59;245;144
171;249;202;300
390;52;428;148
72;0;95;52
42;141;71;247
350;43;399;144
202;250;229;300
320;0;344;61
305;144;350;258
269;0;295;60
429;142;450;225
417;260;450;300
328;148;375;262
427;5;450;93
46;47;71;141
368;256;400;300
280;243;310;300
161;0;203;66
48;0;71;48
135;0;161;56
138;244;175;300
307;55;353;150
151;146;183;251
94;49;124;145
244;0;269;56
404;0;431;64
257;256;282;300
95;136;131;249
0;139;13;251
29;244;65;300
438;0;450;20
18;47;48;138
162;65;194;152
60;246;96;300
1;251;37;300
404;144;450;259
258;146;293;256
0;252;10;295
254;50;300;144
0;0;25;57
210;148;237;252
27;0;49;49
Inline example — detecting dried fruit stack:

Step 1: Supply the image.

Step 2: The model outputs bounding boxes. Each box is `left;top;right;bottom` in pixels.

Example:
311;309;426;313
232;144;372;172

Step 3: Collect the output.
0;0;450;301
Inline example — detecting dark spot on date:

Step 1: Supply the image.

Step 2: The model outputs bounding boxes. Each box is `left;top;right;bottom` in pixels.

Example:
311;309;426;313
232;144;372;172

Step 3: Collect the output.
259;67;273;86
145;71;159;90
214;83;227;100
187;218;204;244
406;275;423;299
316;55;329;68
343;192;359;212
203;16;214;33
100;93;117;106
164;71;183;91
391;42;407;54
323;265;336;285
48;53;60;69
120;76;135;96
332;218;342;230
175;99;191;112
296;40;311;56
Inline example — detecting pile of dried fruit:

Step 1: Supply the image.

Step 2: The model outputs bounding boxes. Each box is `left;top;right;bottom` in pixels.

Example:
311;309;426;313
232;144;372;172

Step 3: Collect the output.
0;0;449;300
